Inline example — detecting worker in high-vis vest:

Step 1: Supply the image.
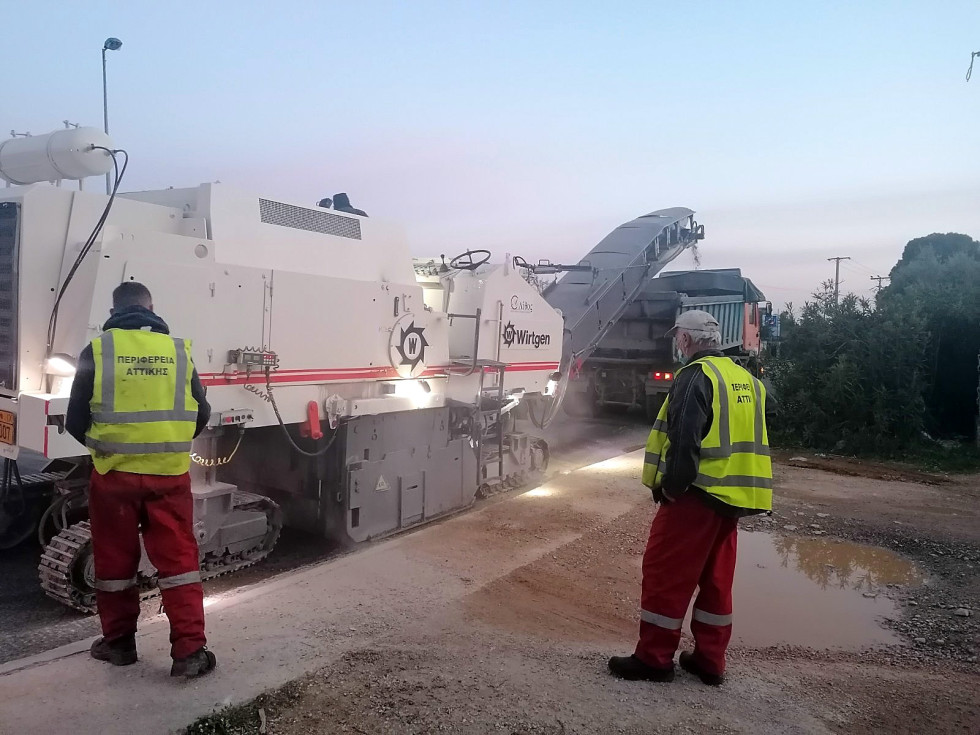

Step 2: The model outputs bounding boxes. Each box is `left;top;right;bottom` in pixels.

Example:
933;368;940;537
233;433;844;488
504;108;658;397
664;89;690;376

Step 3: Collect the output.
66;281;216;678
608;309;774;686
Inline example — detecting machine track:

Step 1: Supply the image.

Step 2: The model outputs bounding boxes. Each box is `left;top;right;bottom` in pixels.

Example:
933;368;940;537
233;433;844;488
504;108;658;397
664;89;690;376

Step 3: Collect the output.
38;492;282;614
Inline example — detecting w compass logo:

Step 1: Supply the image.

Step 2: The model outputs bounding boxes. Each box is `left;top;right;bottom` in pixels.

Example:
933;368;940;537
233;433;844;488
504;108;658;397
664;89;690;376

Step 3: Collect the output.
396;321;428;371
502;321;517;347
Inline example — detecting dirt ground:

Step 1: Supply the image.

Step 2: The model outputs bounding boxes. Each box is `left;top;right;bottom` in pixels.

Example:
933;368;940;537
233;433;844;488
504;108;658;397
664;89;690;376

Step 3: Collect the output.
185;454;980;735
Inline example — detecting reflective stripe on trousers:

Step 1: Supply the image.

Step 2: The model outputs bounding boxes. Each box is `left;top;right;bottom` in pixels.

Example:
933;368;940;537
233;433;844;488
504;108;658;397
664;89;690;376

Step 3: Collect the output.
95;576;137;592
640;609;684;630
158;570;202;590
692;608;733;626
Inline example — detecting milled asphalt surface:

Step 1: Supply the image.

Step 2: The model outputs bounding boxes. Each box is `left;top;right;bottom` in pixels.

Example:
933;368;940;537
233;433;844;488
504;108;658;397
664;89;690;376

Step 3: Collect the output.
0;414;650;664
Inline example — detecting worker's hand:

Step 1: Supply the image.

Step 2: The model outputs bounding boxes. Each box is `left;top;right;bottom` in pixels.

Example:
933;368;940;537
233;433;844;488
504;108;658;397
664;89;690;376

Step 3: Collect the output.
652;486;675;504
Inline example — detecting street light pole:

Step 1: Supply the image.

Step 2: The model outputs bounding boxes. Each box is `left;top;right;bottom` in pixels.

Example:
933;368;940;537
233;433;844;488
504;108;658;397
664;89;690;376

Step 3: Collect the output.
101;37;122;195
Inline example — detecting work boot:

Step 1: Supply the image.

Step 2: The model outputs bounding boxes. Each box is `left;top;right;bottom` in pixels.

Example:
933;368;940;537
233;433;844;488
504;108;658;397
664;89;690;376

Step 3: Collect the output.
170;647;217;678
679;651;724;686
90;634;138;666
608;654;675;682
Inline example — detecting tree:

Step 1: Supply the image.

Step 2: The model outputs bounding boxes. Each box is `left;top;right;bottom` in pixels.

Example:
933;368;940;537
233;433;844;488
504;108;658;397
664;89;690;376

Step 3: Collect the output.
768;282;930;453
880;233;980;437
769;232;980;455
891;232;978;271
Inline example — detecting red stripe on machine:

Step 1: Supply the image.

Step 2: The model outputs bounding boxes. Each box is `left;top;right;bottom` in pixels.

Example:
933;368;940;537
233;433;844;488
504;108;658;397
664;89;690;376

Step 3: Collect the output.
198;361;559;387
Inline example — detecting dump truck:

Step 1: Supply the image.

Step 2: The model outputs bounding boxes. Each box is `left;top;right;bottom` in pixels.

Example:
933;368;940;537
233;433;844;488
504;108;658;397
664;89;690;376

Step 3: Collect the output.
563;268;768;420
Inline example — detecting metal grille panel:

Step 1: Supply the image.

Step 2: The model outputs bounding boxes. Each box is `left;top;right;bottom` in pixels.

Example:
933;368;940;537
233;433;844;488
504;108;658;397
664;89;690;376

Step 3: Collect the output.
0;202;19;390
258;199;361;240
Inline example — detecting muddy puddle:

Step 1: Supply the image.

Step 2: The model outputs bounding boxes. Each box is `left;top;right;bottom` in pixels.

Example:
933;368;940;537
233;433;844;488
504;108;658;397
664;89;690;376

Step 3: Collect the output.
725;531;922;649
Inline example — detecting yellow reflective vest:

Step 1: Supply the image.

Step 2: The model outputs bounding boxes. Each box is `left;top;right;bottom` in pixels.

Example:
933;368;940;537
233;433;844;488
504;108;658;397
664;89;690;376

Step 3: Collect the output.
85;329;198;476
642;355;772;512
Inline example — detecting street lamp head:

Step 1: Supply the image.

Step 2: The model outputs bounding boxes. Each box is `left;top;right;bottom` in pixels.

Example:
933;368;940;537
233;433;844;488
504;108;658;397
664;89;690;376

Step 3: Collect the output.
103;37;122;51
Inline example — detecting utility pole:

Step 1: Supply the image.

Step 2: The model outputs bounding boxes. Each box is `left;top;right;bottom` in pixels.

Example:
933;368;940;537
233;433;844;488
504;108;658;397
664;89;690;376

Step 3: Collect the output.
827;256;850;304
870;275;890;292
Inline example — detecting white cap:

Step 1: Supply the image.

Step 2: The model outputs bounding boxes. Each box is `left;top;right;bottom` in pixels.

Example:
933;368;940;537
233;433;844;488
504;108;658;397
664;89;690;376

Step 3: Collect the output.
665;309;720;337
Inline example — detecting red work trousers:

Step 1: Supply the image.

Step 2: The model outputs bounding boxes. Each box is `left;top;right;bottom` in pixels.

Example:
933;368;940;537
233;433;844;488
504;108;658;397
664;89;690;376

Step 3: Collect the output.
88;470;206;659
634;492;738;676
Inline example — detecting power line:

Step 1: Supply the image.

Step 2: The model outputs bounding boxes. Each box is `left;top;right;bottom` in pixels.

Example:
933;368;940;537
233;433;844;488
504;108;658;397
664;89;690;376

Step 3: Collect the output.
840;262;873;280
847;259;880;276
827;256;850;304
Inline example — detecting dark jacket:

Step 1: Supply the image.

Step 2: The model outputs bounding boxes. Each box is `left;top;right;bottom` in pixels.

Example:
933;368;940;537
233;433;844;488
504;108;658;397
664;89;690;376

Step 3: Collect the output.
65;306;211;446
655;349;776;518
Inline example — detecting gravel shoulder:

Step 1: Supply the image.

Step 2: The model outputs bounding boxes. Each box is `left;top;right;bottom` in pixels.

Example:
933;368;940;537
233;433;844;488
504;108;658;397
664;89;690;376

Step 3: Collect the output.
767;456;979;666
185;453;980;735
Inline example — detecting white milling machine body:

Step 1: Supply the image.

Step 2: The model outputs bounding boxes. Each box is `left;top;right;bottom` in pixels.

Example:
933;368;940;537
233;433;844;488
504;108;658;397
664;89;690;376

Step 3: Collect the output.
0;131;562;610
0;128;704;613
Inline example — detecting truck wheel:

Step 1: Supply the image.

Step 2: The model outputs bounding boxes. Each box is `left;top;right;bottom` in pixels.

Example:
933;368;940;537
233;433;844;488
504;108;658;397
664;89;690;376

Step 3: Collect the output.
645;394;666;423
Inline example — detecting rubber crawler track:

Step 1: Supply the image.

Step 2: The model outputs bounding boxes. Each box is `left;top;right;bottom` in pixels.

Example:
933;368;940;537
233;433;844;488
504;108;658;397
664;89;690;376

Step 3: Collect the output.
37;492;282;614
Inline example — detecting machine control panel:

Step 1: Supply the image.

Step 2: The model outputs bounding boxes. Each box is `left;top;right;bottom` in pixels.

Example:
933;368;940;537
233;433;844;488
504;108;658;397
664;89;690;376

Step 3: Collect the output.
228;349;278;369
208;409;254;428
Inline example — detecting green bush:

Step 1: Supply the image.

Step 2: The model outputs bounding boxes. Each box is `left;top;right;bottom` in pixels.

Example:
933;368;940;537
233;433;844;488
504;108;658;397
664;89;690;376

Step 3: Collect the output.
768;232;980;458
768;284;929;454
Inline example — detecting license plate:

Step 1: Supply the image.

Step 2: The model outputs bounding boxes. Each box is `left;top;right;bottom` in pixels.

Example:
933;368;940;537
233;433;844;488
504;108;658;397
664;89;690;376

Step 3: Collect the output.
0;410;14;445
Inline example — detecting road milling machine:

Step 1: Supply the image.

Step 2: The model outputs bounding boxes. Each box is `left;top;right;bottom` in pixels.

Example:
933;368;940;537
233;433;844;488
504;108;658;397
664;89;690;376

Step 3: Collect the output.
0;127;703;612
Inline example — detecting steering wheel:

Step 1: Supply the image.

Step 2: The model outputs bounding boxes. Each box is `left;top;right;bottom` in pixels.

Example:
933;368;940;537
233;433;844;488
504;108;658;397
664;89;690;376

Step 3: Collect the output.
449;249;492;270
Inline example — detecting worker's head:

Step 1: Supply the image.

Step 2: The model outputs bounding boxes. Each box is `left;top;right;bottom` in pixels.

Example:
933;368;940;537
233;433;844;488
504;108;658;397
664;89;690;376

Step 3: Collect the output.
666;310;721;360
111;281;153;315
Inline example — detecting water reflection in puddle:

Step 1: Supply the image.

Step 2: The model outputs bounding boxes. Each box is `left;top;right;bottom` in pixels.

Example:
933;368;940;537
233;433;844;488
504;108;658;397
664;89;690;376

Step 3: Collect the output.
724;532;921;649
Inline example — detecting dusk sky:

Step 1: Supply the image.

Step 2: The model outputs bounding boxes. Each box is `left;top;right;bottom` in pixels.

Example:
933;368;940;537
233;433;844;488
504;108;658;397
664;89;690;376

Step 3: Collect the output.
4;1;979;309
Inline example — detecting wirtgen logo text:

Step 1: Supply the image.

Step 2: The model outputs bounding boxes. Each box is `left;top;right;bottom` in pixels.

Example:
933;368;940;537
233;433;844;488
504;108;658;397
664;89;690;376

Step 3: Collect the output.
502;322;552;348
